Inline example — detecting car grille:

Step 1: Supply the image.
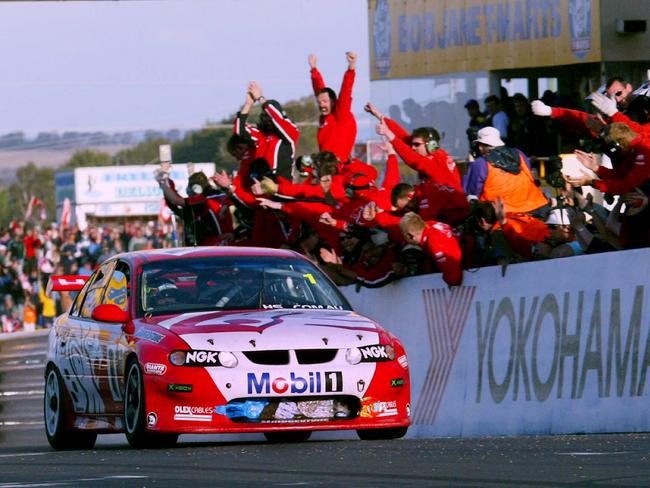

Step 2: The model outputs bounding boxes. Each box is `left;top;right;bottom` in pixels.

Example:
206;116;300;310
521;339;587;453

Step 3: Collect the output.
219;395;360;424
295;349;338;364
242;349;338;365
242;350;289;365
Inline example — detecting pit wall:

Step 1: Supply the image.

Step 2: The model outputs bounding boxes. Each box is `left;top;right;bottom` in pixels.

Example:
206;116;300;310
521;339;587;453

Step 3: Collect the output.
342;249;650;437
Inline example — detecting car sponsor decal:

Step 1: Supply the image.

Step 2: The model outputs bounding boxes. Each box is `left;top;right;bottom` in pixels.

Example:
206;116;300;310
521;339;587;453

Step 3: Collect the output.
397;354;408;369
261;304;345;310
147;412;158;427
183;350;221;366
360;398;398;418
247;371;343;395
358;344;394;362
173;405;214;422
390;378;405;387
167;383;193;393
144;363;167;375
134;329;165;344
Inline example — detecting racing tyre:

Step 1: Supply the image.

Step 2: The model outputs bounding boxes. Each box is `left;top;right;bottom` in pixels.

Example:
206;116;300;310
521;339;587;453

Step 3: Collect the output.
124;360;178;449
264;431;312;443
44;365;97;450
356;427;408;440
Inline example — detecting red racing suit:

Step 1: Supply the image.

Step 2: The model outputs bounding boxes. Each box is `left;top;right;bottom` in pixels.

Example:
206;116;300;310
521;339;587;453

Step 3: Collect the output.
385;117;462;191
312;67;357;162
419;221;463;287
593;135;650;194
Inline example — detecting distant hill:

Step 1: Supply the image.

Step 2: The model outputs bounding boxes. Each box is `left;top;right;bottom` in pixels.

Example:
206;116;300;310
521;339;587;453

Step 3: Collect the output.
0;145;131;185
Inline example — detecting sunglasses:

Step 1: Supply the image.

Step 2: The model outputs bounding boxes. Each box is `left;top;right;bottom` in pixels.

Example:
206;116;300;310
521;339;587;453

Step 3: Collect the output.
410;142;425;148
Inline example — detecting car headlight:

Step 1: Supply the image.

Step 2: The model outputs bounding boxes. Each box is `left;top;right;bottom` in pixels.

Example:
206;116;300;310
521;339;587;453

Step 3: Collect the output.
169;350;187;366
345;347;362;365
218;351;238;368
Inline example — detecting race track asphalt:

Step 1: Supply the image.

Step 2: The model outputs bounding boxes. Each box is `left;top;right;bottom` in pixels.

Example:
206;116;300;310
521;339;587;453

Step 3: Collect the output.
1;428;649;487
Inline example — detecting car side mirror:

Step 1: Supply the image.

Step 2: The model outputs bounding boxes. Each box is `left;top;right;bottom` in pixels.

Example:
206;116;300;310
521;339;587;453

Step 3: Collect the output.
92;304;130;324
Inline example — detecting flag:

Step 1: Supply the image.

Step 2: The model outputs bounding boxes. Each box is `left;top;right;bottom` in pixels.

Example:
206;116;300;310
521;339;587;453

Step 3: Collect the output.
24;196;35;219
61;198;71;228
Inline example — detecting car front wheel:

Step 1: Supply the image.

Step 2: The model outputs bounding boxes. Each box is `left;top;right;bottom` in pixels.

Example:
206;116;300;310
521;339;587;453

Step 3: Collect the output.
44;365;97;450
124;360;178;449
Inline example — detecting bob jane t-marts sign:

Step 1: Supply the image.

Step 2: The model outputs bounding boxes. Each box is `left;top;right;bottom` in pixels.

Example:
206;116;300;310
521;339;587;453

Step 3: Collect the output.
369;0;601;79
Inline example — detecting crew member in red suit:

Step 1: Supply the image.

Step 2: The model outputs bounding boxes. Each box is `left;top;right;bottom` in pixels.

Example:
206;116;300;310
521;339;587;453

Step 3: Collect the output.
400;212;463;287
362;180;470;242
365;101;462;191
309;51;357;163
234;81;300;180
530;78;648;136
566;123;650;248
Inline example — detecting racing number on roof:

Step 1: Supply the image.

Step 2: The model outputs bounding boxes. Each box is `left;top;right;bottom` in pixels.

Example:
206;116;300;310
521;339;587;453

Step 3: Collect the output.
303;273;317;285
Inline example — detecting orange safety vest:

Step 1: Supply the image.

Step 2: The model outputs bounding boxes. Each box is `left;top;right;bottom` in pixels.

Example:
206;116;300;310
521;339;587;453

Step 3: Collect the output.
481;152;548;213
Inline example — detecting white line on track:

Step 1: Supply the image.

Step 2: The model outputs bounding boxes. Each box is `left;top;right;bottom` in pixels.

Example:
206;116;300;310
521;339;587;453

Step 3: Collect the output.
0;452;49;459
0;475;147;487
556;451;633;456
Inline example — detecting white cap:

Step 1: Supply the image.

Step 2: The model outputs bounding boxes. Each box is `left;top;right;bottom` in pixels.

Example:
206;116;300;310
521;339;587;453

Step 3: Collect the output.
474;127;505;147
546;208;570;225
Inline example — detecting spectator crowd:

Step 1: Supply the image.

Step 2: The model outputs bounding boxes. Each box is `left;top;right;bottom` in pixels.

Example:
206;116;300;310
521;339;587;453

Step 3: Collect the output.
0;221;173;333
5;51;650;333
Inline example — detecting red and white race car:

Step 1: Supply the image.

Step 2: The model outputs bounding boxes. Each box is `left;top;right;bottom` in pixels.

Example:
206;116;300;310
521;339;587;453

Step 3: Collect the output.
44;247;410;449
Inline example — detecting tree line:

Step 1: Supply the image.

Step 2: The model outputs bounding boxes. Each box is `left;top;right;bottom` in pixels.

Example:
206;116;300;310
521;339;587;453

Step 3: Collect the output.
0;95;319;227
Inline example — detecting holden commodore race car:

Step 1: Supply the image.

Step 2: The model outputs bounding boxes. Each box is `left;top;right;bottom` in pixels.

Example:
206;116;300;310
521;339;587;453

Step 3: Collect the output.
44;247;410;449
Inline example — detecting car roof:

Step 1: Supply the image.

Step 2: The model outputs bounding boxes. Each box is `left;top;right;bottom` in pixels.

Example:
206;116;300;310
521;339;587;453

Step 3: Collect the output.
110;246;305;268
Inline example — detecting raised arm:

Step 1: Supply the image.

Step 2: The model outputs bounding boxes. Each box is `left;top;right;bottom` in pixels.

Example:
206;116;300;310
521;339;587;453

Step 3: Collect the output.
309;54;325;95
336;52;356;114
249;81;300;146
233;90;261;144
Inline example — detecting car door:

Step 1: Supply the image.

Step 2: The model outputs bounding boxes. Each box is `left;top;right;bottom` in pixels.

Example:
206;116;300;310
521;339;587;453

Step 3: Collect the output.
76;260;116;415
95;260;132;416
57;272;97;415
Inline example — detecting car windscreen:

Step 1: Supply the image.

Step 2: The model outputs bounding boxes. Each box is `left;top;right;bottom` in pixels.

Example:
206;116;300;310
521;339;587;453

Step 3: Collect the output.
138;255;352;316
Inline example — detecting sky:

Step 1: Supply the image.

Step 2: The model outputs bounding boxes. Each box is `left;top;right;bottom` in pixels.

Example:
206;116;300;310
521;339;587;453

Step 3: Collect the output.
0;0;370;134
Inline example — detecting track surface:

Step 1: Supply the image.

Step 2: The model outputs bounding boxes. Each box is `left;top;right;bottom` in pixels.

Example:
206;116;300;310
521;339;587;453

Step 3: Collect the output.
1;429;650;487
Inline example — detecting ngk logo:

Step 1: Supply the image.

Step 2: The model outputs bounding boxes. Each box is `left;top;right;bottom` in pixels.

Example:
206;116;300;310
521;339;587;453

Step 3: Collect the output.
360;345;388;360
247;371;343;395
185;350;219;366
358;345;393;362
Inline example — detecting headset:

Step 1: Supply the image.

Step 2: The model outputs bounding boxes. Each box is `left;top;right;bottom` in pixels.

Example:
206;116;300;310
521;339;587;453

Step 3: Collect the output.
424;131;439;153
413;127;440;153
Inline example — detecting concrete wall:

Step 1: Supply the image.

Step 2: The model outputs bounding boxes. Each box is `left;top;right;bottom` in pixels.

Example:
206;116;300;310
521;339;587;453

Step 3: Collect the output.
342;249;650;437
